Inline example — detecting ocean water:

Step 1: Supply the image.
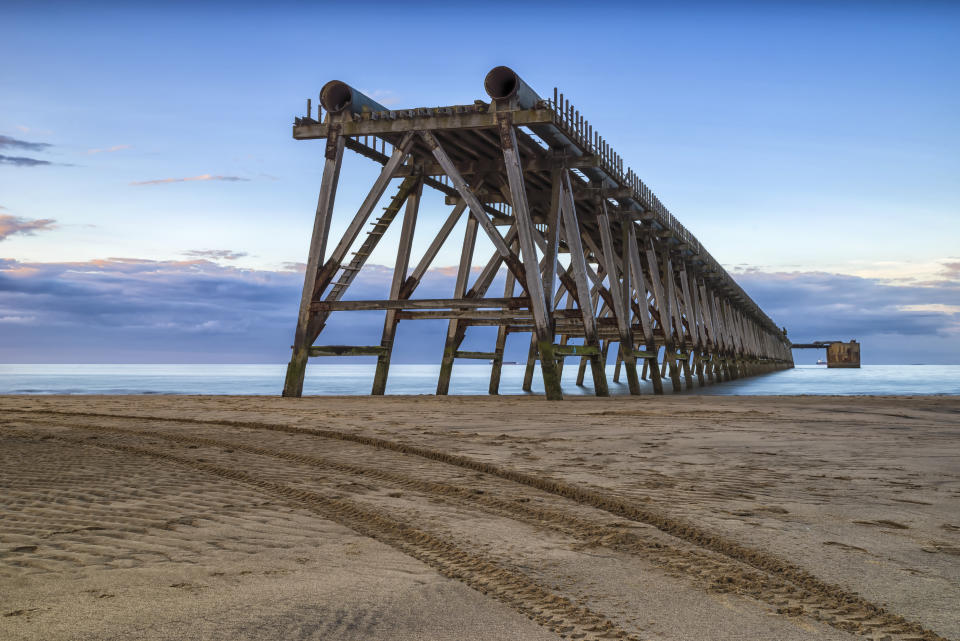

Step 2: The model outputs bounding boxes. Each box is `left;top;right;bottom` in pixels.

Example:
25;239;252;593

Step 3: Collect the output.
0;364;957;396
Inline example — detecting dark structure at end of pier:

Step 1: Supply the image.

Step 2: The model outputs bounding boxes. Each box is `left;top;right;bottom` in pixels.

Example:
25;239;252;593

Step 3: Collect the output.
791;340;861;368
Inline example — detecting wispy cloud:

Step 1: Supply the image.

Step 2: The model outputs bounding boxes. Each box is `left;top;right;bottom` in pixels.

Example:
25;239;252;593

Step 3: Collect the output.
1;256;958;363
0;257;464;362
87;144;131;155
0;135;52;152
0;135;58;167
281;261;306;273
182;249;248;261
941;260;960;280
897;304;960;315
130;174;250;186
735;267;960;340
0;215;57;241
15;126;53;136
360;88;401;107
0;154;53;167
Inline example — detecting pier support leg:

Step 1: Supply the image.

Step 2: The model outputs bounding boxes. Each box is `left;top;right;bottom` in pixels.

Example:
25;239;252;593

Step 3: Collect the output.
372;178;422;395
576;356;588;386
681;354;694;390
283;129;345;398
498;116;562;399
597;199;640;395
558;170;608;397
556;334;570;381
645;240;681;393
436;214;479;395
489;327;509;395
647;348;664;395
522;334;537;392
489;240;518;395
667;355;682;392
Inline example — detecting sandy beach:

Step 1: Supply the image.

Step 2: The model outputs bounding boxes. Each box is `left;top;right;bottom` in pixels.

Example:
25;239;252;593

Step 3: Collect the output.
1;394;957;640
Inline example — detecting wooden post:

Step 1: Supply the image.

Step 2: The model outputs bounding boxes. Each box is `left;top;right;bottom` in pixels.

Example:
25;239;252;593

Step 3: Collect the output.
624;220;663;394
489;238;519;395
559;170;609;397
596;199;641;395
283;126;345;397
498;115;562;400
697;278;715;384
571;290;590;387
554;286;574;383
543;166;562;316
710;290;728;382
437;214;478;395
522;334;537;391
600;339;611;377
576;354;589;385
663;252;693;390
372;177;422;394
719;298;737;380
645;239;682;392
679;263;704;387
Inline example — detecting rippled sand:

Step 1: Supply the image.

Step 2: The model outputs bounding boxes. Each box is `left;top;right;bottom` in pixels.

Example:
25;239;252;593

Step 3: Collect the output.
1;395;957;640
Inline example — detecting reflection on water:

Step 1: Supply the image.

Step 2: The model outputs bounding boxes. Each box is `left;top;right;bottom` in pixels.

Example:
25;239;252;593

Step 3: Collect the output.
1;364;958;396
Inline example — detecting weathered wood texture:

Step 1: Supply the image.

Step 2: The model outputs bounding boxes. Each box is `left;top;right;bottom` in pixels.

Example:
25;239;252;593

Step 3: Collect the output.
283;70;794;398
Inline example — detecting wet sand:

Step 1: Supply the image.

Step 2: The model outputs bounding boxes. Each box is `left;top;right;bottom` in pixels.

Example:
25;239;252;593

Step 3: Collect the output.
1;394;957;640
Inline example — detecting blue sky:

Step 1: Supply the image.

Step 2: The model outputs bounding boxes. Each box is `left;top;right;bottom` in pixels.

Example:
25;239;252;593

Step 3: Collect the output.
1;1;958;364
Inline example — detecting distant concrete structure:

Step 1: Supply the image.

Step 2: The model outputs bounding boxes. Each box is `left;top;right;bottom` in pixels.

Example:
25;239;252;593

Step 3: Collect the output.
826;340;861;368
790;340;861;368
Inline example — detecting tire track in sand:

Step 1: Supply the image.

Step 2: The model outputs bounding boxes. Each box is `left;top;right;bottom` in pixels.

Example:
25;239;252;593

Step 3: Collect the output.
9;416;935;639
7;409;948;641
6;428;637;641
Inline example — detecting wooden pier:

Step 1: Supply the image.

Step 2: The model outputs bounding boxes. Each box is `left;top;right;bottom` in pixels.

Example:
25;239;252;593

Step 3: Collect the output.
282;67;794;399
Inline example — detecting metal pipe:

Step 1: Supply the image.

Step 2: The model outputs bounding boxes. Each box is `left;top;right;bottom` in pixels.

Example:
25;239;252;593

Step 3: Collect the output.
484;66;541;108
320;80;388;115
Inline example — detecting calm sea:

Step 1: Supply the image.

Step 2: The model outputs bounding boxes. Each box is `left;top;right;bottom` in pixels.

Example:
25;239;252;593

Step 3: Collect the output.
0;364;957;396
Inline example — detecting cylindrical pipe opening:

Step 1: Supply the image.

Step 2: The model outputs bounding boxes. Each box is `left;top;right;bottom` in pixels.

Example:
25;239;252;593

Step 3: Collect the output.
484;66;519;100
320;80;353;113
